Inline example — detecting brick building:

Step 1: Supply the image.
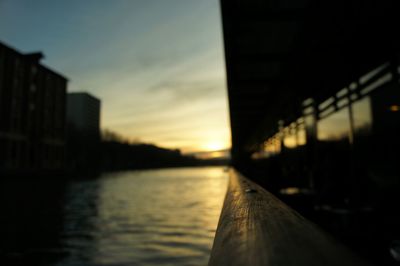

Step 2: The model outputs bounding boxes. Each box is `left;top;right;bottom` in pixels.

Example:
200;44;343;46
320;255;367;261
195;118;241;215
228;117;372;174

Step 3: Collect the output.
0;41;67;174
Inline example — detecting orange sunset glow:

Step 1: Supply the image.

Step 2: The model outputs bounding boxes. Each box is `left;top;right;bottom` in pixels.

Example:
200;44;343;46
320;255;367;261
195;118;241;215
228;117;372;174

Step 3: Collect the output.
0;0;231;155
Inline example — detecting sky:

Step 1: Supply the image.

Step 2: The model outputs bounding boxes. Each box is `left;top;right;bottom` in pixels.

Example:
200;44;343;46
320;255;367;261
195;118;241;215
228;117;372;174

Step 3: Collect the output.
0;0;230;154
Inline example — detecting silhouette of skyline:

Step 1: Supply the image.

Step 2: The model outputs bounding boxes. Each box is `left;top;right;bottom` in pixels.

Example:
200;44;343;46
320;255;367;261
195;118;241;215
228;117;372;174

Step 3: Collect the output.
0;0;230;154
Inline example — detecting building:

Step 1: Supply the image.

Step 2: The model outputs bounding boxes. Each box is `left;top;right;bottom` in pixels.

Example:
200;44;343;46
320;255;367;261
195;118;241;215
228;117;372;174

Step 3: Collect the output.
66;92;100;137
66;92;101;171
0;41;67;174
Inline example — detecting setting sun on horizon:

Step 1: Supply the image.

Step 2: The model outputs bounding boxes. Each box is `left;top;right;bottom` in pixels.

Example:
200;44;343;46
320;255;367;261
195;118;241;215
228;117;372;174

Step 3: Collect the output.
0;0;230;155
202;140;228;152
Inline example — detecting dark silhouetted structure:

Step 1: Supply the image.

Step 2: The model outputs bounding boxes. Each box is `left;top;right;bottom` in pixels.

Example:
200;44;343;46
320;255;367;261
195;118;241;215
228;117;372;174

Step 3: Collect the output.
66;92;101;171
0;41;67;175
67;92;101;138
220;0;400;264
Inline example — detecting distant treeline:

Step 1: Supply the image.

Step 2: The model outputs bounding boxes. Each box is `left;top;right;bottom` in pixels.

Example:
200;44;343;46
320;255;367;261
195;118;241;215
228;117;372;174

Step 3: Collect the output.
67;129;228;174
101;141;198;170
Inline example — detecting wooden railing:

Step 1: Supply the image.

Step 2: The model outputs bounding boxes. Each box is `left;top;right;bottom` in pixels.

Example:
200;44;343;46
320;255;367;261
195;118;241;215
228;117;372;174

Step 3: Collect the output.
208;169;372;266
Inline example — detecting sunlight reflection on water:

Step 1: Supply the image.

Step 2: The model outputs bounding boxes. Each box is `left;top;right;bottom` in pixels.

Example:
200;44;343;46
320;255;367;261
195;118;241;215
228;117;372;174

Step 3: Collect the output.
58;167;228;266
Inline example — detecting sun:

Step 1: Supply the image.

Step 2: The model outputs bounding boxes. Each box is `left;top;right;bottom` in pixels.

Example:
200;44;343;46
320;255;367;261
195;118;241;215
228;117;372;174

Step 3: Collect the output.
203;140;226;152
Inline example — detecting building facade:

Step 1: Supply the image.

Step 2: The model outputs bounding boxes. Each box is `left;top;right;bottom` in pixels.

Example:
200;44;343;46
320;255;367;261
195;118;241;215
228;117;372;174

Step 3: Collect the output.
66;92;101;171
66;92;100;136
0;42;67;174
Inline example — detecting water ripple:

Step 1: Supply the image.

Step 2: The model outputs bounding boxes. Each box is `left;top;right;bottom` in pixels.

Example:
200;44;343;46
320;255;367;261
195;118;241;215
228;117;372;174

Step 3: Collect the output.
57;167;228;266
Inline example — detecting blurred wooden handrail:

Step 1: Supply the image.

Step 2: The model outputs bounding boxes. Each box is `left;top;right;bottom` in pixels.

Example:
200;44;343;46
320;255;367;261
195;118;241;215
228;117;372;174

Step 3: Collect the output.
208;169;372;266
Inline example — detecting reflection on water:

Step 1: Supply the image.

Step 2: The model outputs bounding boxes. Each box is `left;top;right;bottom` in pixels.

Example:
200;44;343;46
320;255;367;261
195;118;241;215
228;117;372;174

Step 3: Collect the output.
0;167;228;266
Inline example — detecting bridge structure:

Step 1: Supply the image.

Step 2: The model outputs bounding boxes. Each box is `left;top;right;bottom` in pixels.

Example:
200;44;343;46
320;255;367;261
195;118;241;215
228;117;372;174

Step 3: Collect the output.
211;0;400;265
221;0;398;162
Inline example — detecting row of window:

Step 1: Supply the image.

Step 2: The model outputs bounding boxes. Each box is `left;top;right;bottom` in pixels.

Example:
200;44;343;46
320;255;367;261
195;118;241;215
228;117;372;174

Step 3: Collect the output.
254;62;398;159
0;138;65;170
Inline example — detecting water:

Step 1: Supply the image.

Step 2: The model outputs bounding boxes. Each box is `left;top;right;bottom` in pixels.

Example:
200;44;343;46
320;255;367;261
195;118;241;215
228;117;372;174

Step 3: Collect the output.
0;167;228;266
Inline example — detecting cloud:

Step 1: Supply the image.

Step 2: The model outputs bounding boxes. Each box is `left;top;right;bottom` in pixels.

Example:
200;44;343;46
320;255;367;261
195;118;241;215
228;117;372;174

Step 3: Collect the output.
0;0;229;152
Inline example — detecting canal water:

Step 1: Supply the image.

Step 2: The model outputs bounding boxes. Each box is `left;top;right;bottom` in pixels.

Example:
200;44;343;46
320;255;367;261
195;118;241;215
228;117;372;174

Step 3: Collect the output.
0;167;228;266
